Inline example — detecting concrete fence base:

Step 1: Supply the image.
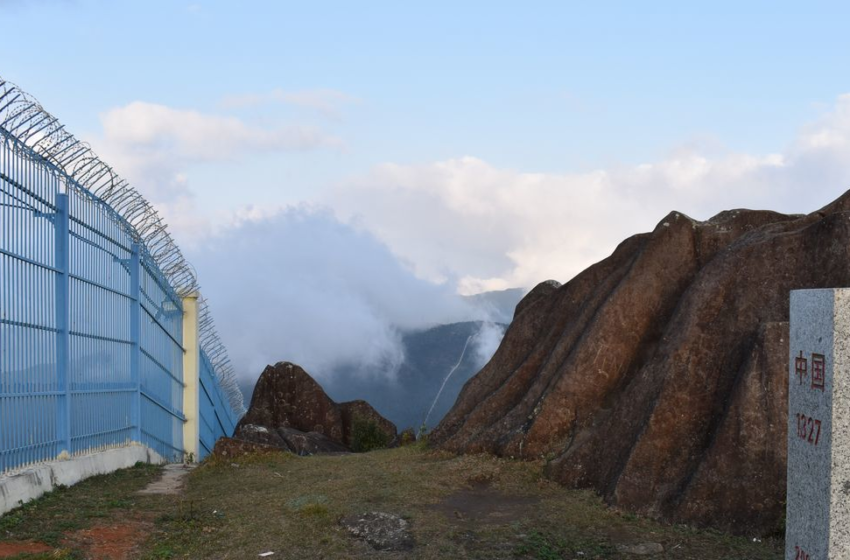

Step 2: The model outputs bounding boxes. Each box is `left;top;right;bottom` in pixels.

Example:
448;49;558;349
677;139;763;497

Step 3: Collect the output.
0;445;167;517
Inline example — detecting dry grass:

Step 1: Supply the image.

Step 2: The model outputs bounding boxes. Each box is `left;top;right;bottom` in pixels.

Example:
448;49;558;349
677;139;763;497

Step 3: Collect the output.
138;447;783;559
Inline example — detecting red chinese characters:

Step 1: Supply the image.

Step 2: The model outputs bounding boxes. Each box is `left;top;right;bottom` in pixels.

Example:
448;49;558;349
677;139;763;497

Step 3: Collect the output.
811;353;825;391
794;351;826;391
795;351;808;385
794;545;810;560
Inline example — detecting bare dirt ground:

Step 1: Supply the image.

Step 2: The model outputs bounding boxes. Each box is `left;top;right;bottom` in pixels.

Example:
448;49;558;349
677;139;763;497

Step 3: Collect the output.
66;521;152;560
426;483;540;527
0;542;52;557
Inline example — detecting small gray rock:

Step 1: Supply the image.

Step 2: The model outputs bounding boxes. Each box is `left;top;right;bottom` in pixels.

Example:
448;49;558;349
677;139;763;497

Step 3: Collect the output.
616;542;664;555
340;511;414;551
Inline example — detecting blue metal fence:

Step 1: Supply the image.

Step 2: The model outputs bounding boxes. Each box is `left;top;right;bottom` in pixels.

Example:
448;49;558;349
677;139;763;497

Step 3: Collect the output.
0;136;62;471
0;77;244;474
199;350;238;459
197;299;244;460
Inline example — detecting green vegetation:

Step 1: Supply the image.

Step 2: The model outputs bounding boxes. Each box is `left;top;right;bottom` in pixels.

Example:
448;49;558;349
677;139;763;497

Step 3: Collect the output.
0;462;161;543
349;416;390;452
0;450;784;559
0;462;164;559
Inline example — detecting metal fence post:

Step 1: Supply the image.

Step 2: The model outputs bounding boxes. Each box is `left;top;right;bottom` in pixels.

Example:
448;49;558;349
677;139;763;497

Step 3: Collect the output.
182;292;200;462
129;243;142;443
54;190;71;458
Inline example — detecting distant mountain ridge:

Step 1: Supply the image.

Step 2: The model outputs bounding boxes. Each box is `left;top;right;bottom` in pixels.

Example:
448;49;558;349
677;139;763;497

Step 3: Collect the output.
323;320;507;431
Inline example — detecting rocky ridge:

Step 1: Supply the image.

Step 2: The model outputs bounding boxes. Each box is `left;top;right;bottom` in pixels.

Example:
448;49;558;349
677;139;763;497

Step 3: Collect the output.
432;192;850;535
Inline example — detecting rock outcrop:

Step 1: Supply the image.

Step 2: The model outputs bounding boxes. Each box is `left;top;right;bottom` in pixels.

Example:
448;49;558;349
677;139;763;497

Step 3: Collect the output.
432;192;850;535
238;361;344;442
235;362;397;454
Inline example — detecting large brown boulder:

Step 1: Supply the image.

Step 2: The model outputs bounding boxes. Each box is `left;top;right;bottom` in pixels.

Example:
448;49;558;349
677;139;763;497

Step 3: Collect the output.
235;361;397;454
432;191;850;535
238;362;344;442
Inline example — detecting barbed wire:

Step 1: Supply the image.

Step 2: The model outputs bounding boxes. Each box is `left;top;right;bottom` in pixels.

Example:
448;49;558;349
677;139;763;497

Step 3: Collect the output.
198;297;245;413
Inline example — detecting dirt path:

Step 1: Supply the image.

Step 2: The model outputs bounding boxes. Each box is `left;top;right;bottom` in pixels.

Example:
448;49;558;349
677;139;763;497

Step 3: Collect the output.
138;463;195;495
68;463;197;559
426;485;540;527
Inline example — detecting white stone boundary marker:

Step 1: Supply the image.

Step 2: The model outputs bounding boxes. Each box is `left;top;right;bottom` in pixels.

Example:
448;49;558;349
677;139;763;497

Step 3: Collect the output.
787;289;850;560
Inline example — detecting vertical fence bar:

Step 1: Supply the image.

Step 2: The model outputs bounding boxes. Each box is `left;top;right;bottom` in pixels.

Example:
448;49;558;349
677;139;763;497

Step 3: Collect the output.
130;243;141;443
54;190;71;458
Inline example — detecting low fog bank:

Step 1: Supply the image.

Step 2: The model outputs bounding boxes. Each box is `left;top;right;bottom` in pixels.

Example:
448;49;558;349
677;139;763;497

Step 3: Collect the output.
470;321;507;367
462;288;525;324
188;207;523;417
323;320;508;431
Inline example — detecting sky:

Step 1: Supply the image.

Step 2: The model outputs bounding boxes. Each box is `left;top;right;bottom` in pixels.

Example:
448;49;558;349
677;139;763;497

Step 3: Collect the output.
4;1;850;382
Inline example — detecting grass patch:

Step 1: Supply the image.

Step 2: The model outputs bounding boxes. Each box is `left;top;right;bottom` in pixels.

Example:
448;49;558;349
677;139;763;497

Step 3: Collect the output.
349;416;390;452
137;447;783;559
0;462;163;546
0;449;782;559
514;529;617;559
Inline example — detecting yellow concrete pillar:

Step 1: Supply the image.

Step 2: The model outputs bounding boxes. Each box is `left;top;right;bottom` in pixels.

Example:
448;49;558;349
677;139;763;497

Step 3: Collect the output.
182;292;200;463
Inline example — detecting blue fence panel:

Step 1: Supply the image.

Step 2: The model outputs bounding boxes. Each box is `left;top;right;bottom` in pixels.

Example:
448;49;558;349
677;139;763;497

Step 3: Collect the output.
139;262;185;461
0;139;62;472
67;186;136;455
198;349;239;459
198;355;216;459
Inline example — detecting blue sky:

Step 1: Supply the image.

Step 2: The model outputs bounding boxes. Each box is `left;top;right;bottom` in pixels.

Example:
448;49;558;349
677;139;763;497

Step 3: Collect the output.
5;1;850;379
5;2;850;172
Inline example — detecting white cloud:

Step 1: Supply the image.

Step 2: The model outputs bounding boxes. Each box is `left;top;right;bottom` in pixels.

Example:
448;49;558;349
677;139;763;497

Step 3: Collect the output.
220;88;357;119
100;101;341;161
186;206;483;382
331;94;850;294
93;91;850;386
88;100;343;245
89;93;850;300
471;322;506;369
796;94;850;151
